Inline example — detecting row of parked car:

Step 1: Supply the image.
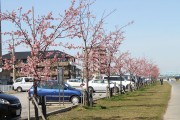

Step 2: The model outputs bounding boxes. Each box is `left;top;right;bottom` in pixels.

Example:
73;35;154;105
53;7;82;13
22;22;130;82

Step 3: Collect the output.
11;76;134;106
66;76;135;92
12;75;136;91
12;77;83;104
0;77;83;119
0;79;83;119
12;75;151;97
1;75;152;119
12;76;135;95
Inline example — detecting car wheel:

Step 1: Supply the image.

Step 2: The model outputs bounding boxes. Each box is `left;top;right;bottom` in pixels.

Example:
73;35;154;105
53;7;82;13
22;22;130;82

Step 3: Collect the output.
112;87;119;93
120;85;125;93
88;87;94;92
71;96;80;104
17;87;22;92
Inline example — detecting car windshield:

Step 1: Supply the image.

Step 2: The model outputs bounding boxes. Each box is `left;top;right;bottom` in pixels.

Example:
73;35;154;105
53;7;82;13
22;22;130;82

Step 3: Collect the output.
68;79;81;82
65;83;74;89
104;76;124;81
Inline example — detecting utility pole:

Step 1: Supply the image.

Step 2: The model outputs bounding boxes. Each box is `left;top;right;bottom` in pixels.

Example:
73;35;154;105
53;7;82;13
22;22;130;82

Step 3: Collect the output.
0;0;2;68
0;0;2;78
32;6;39;120
98;46;101;79
12;36;15;82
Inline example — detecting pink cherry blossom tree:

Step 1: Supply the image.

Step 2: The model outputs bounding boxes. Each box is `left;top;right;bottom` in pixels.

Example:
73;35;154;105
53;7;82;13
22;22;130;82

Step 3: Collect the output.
0;0;88;118
113;52;129;93
144;61;159;82
76;26;125;97
132;58;159;88
100;27;126;97
73;2;133;99
114;52;129;76
150;65;159;80
123;55;147;91
70;2;114;106
74;2;116;91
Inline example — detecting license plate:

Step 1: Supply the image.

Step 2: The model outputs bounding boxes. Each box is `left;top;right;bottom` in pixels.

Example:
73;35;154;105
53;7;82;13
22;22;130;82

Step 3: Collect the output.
16;109;21;115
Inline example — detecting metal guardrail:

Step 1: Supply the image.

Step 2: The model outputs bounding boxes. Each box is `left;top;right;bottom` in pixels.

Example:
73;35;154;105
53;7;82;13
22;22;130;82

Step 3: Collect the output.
0;85;13;92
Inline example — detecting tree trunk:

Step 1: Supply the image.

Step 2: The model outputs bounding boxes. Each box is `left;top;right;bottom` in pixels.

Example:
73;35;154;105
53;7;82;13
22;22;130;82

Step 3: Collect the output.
33;80;39;120
107;75;111;98
85;49;90;106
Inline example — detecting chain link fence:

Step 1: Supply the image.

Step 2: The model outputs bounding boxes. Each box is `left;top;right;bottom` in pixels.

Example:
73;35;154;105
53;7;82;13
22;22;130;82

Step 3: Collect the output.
0;85;13;92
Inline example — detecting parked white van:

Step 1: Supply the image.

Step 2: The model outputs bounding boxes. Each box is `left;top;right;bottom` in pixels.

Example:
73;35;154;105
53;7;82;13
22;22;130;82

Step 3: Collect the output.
13;77;33;92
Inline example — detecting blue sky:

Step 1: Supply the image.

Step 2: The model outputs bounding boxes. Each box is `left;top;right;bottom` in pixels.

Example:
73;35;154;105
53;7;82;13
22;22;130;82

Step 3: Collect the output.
1;0;180;74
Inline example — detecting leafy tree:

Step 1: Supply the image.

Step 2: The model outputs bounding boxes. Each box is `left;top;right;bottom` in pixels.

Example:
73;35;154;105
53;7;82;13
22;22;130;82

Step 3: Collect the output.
1;0;86;119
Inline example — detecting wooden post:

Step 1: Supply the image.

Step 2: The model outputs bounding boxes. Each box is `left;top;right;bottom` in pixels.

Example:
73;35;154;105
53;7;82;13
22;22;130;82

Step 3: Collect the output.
32;97;46;120
28;97;30;120
106;86;108;98
41;96;47;119
114;82;117;94
89;89;93;107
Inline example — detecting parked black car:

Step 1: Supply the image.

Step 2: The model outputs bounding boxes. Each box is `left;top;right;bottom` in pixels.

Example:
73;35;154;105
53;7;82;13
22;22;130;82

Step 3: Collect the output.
0;90;21;119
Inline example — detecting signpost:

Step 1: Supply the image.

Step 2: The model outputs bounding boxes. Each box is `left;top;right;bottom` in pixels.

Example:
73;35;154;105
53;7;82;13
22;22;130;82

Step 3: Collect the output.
57;67;64;106
0;68;2;79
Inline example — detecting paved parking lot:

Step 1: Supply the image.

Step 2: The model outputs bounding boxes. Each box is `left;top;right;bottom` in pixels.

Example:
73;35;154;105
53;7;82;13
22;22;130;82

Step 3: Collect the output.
12;91;106;119
13;92;34;119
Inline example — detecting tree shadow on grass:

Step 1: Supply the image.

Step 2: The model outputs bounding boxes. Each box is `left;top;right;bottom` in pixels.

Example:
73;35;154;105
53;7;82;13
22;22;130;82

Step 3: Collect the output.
124;94;149;98
120;116;159;120
119;103;165;108
108;103;166;109
68;116;158;120
120;98;140;101
70;116;123;120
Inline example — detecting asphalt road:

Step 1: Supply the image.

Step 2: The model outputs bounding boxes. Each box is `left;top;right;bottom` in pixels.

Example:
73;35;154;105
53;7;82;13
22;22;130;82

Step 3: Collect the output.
12;91;106;119
13;92;34;120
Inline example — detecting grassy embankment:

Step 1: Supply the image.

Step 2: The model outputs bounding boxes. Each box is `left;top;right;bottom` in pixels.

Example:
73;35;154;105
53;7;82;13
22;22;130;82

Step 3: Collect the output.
47;81;171;120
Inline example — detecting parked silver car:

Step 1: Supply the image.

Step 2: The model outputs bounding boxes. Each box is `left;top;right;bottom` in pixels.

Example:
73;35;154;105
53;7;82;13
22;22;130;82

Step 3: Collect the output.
82;79;121;93
66;78;84;87
103;76;135;89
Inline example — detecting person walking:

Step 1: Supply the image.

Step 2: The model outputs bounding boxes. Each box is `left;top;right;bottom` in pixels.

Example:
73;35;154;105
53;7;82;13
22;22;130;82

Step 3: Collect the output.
160;78;163;85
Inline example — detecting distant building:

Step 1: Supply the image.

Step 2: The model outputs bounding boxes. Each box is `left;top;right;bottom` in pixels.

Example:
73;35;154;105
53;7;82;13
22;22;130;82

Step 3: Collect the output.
90;45;107;75
0;50;79;83
82;45;107;78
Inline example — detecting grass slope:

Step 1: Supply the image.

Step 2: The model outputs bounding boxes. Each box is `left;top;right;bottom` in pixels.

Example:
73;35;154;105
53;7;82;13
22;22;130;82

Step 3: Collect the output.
47;82;171;120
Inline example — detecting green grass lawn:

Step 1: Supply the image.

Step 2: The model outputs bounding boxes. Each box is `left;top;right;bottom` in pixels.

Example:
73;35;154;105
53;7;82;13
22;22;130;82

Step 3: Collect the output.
47;82;171;120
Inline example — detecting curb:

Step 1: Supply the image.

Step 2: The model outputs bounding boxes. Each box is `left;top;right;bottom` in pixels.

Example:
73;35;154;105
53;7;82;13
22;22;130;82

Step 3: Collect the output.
25;96;106;119
21;104;78;120
47;104;78;116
